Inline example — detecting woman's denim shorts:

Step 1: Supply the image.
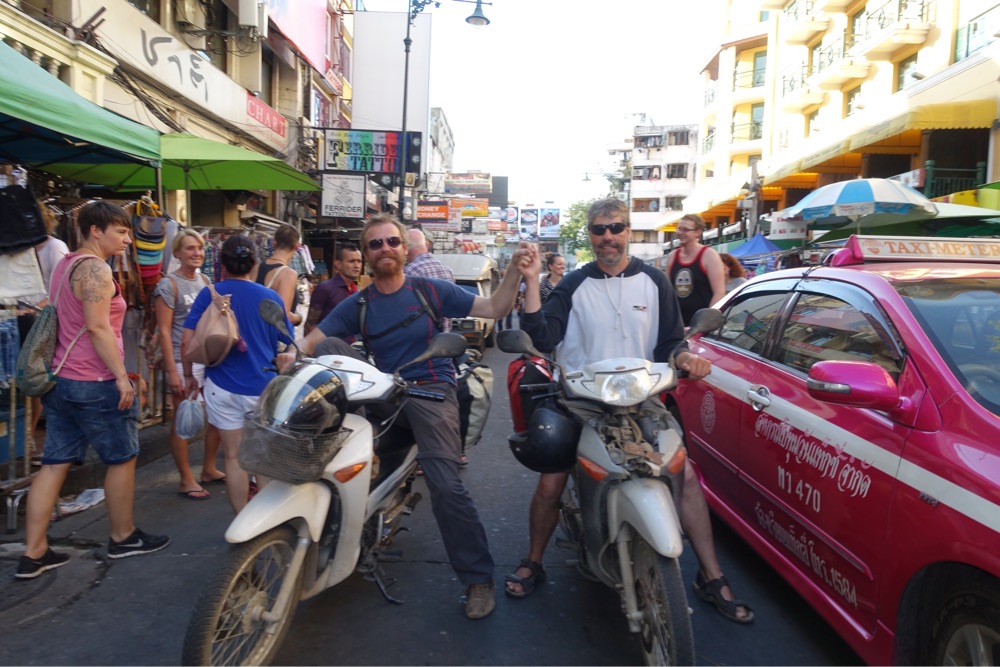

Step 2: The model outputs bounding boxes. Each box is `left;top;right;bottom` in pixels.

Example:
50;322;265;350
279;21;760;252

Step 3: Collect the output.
40;377;139;465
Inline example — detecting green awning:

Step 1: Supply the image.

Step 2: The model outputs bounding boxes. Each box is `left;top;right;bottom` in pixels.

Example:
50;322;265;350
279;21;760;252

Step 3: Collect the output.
0;40;159;167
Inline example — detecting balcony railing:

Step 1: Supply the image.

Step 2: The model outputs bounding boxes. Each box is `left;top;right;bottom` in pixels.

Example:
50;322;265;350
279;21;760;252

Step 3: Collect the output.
702;130;716;153
814;36;847;74
863;0;926;38
955;4;1000;61
783;0;815;22
781;65;809;96
733;68;767;89
924;160;987;198
731;122;763;142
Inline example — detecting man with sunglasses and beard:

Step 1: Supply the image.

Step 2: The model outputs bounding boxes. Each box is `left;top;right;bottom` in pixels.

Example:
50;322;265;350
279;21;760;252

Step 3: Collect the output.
506;198;754;624
298;213;532;620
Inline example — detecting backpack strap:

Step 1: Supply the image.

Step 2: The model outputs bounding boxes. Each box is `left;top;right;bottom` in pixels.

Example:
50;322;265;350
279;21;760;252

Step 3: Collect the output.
51;255;99;376
356;276;443;349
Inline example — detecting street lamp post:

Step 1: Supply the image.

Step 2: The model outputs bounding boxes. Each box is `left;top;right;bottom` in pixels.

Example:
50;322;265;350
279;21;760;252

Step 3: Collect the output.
398;0;491;223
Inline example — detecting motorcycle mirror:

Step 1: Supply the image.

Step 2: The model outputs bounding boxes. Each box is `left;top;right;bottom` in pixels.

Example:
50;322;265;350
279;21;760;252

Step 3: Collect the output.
497;329;541;356
395;332;468;374
259;299;300;355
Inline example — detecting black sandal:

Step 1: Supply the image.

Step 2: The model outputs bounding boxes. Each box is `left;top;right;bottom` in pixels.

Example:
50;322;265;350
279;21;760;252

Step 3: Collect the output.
505;558;546;598
693;573;755;624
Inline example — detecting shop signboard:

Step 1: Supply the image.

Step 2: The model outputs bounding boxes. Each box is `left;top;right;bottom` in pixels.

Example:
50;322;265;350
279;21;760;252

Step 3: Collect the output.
520;208;539;241
417;200;449;222
321;128;421;179
770;218;807;239
321;174;366;218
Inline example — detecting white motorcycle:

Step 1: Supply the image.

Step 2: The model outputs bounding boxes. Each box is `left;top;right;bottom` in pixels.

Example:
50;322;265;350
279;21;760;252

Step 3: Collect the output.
182;301;469;666
499;308;723;666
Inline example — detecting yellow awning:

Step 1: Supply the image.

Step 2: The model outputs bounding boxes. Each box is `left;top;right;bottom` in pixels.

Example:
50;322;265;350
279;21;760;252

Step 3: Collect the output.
849;99;998;151
763;159;803;186
656;212;687;232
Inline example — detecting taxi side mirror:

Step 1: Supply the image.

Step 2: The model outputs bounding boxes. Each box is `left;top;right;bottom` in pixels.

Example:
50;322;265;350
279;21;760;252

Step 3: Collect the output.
806;360;901;411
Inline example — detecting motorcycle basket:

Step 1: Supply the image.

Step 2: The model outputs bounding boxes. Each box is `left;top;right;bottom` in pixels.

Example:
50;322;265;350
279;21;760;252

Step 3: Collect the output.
238;412;352;484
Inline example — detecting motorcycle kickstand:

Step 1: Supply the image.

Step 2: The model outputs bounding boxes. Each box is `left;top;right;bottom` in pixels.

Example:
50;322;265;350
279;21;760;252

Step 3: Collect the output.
364;563;404;605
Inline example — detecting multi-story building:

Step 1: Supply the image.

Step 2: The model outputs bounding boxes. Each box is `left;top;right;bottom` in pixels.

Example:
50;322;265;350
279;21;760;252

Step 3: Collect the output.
681;0;1000;248
2;0;353;228
630;122;699;258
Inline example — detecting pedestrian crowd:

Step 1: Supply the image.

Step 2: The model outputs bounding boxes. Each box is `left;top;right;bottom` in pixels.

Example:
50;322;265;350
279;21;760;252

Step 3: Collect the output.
17;200;755;629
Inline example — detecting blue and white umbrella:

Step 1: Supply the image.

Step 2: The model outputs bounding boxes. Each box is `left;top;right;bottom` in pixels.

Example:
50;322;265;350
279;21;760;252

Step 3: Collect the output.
781;178;938;229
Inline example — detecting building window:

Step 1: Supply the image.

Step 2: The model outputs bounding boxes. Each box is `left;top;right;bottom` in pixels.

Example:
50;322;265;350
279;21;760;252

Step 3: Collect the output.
845;86;862;117
126;0;160;21
849;5;869;48
200;0;230;73
260;46;275;106
668;130;690;145
666;163;688;179
760;10;770;21
897;53;919;91
664;197;685;210
808;109;820;134
753;51;767;87
633;198;660;213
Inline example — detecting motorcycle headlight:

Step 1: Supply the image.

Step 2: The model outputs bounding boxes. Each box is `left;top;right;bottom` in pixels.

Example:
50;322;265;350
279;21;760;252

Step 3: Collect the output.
583;370;660;406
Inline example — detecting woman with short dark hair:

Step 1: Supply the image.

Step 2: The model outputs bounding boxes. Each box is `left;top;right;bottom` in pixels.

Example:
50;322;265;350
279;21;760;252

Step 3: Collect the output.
182;234;293;513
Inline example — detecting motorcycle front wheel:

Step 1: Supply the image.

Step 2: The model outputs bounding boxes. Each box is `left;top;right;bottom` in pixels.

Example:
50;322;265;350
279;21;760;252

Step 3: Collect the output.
631;534;695;666
182;525;304;667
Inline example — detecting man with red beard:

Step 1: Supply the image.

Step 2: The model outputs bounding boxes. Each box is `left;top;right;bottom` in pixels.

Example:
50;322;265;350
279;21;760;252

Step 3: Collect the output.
505;198;754;624
299;213;533;620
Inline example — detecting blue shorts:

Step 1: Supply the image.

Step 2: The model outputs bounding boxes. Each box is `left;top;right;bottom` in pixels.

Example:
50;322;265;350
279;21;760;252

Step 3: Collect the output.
40;377;139;465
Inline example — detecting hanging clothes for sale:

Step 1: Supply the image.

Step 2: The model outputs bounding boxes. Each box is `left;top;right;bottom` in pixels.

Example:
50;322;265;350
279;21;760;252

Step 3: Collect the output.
0;183;49;254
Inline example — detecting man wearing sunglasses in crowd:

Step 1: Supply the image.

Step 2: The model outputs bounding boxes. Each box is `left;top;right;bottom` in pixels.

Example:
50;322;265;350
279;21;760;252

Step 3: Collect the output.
506;198;754;624
297;213;534;621
664;213;728;326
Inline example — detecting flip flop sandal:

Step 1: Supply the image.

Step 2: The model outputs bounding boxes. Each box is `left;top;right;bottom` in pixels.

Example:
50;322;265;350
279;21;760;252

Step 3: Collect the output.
693;573;755;624
178;489;211;501
201;476;227;485
505;558;546;598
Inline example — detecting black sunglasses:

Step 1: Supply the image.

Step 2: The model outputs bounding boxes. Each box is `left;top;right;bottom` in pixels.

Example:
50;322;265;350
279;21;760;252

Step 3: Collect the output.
366;236;403;251
589;222;628;236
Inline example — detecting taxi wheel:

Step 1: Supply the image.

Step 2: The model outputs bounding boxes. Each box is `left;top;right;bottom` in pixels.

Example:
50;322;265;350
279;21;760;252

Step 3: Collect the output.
928;578;1000;665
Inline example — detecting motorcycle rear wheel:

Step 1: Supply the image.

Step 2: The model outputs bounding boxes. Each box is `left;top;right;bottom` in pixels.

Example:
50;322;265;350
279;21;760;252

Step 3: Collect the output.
182;525;304;666
631;534;695;666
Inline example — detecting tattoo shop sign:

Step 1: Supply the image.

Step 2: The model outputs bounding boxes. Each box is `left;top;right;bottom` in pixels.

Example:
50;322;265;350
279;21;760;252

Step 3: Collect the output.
321;175;366;219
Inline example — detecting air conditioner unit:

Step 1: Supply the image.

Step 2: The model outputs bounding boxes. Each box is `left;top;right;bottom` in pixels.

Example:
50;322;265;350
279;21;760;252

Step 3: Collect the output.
238;0;268;38
616;193;628;202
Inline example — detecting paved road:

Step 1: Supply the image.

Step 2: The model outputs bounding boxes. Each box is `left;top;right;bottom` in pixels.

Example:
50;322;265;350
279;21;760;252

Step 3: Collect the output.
0;345;862;666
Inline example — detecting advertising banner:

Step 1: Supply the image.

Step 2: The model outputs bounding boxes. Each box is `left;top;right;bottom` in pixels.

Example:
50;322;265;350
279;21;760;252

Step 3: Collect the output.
321;174;366;219
769;218;807;240
417;200;449;222
451;198;490;218
444;173;492;195
520;208;539;241
504;206;519;224
539;208;561;239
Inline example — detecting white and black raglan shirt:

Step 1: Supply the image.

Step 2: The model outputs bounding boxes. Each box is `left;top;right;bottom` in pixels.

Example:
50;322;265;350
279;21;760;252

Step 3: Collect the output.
520;257;688;375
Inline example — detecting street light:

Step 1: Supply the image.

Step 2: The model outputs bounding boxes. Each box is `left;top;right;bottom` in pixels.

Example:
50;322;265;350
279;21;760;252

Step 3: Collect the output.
398;0;491;222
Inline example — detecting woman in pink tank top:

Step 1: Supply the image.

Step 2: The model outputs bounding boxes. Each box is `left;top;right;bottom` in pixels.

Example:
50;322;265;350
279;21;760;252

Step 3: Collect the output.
17;202;169;581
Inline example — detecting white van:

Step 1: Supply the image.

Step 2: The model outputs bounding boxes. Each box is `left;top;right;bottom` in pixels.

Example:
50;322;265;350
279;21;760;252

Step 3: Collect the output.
435;254;499;352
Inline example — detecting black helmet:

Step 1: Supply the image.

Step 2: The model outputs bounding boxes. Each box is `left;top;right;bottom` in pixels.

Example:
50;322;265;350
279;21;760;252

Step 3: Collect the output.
509;402;581;473
256;363;348;436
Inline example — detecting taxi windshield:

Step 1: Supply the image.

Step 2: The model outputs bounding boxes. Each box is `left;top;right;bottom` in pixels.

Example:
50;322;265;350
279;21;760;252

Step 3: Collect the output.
898;278;1000;416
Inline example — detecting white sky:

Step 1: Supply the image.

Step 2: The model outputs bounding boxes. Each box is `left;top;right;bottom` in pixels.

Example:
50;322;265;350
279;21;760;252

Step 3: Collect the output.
359;0;721;208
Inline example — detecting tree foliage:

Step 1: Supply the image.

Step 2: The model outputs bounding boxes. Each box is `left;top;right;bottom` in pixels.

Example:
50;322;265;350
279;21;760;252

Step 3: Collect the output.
560;199;595;263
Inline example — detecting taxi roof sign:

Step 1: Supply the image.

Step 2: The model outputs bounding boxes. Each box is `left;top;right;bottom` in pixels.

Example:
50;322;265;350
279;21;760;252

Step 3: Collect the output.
831;235;1000;267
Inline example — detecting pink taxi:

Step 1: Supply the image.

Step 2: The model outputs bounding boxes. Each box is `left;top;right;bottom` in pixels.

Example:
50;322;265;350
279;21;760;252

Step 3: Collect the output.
667;235;1000;665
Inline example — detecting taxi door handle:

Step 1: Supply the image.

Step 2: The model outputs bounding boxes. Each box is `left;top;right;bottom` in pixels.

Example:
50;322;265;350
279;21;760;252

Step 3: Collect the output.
747;385;771;411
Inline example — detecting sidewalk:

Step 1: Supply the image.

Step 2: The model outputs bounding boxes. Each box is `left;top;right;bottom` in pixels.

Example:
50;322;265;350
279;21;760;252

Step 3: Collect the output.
0;427;232;666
